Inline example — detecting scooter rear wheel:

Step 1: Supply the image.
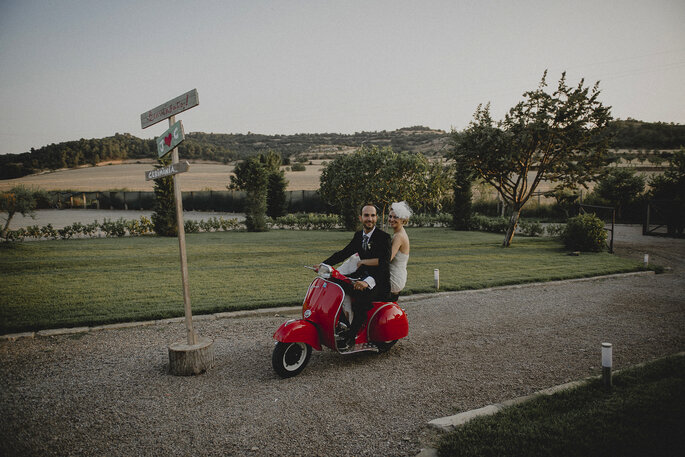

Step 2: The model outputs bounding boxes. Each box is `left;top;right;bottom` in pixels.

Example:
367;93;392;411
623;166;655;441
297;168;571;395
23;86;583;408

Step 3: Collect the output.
272;342;312;378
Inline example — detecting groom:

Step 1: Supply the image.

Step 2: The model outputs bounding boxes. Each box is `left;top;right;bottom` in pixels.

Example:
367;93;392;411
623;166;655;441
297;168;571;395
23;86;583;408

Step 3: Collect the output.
318;204;391;347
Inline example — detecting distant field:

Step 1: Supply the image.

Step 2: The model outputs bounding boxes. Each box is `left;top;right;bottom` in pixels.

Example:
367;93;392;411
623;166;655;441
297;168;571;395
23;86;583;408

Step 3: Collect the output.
0;160;325;192
0;152;668;194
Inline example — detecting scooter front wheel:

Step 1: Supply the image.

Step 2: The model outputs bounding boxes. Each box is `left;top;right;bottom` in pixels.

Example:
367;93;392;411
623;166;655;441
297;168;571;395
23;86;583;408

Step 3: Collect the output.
272;342;312;378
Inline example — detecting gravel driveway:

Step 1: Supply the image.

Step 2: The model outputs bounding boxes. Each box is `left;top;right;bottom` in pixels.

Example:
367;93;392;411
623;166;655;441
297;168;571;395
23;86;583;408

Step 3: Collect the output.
2;226;684;456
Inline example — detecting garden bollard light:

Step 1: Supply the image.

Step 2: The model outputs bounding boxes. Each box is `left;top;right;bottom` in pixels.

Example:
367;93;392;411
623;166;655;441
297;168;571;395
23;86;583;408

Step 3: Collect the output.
644;253;649;267
434;269;440;290
602;342;612;390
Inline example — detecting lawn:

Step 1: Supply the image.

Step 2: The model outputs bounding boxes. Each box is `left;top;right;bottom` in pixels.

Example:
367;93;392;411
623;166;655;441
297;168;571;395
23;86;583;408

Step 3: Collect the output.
437;353;685;457
0;228;642;334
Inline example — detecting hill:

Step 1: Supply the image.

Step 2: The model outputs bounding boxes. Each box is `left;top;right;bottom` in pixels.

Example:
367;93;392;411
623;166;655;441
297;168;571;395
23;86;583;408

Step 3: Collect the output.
1;121;684;180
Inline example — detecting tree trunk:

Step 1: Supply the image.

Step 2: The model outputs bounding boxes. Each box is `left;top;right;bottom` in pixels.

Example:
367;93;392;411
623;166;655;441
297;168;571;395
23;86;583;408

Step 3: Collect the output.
1;211;15;239
502;207;522;247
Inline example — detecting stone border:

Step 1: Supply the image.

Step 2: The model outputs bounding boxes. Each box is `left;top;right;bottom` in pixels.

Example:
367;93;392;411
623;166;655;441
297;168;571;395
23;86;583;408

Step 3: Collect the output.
0;271;654;342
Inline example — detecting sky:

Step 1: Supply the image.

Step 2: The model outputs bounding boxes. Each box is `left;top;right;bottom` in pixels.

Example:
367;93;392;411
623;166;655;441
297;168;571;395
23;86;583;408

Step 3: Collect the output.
1;0;684;156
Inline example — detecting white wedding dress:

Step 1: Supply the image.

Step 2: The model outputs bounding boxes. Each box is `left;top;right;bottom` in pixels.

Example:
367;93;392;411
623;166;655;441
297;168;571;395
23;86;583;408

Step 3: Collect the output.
389;251;409;294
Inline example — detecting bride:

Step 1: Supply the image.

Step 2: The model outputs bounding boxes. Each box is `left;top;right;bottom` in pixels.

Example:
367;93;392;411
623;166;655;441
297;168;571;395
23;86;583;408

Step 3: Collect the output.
357;201;412;301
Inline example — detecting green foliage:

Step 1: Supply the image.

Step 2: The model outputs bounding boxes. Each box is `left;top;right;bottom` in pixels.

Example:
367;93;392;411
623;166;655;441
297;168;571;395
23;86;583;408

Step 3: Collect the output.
151;158;177;236
607;118;685;149
290;163;306;171
260;151;288;218
517;220;544;237
469;215;510;234
452;164;474;230
648;148;685;234
451;71;612;247
593;168;645;218
270;213;341;230
545;223;566;237
319;145;452;230
230;157;269;231
562;213;607;252
1;185;39;239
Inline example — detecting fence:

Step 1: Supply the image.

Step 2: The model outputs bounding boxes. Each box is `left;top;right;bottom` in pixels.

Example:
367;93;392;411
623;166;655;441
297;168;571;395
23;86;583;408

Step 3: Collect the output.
48;190;331;213
644;200;685;237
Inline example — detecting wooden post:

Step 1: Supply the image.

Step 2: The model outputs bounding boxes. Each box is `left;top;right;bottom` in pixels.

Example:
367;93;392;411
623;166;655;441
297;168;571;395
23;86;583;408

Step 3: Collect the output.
169;115;197;346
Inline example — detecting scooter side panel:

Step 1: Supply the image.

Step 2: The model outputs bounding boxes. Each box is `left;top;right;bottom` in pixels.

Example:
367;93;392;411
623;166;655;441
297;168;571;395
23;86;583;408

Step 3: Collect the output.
273;319;322;351
303;278;345;348
367;303;409;342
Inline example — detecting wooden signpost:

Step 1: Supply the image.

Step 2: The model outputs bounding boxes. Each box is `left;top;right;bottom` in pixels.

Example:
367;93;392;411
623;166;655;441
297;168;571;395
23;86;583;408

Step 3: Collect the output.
141;89;214;376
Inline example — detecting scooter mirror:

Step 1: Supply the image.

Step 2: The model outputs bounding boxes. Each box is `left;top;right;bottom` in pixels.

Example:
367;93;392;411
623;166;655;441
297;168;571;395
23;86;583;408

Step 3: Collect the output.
318;264;332;278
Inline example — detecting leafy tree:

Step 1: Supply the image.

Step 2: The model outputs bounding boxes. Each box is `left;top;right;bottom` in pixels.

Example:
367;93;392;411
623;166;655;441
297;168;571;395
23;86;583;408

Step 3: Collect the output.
229;157;269;231
451;154;474;230
259;151;288;218
319;146;452;230
648;148;685;234
451;71;612;247
593;168;645;219
1;185;37;239
151;157;177;236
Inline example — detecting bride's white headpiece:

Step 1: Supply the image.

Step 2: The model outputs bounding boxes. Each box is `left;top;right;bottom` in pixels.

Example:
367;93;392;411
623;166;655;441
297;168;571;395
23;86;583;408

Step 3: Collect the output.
390;201;413;220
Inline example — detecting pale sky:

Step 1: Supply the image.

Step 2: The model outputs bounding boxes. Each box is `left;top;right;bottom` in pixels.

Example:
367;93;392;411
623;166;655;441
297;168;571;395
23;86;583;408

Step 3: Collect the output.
1;0;684;156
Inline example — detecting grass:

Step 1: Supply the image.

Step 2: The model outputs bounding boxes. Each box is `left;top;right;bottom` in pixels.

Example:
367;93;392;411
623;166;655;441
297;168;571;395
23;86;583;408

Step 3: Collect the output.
436;354;685;457
0;228;642;334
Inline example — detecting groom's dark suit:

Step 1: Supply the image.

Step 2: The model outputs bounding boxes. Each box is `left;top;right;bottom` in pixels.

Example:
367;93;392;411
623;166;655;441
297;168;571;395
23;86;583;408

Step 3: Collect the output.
323;227;392;339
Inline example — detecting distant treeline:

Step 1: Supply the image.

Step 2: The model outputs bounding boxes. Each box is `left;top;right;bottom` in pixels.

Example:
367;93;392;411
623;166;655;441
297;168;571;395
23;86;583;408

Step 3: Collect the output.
2;121;683;180
607;119;685;149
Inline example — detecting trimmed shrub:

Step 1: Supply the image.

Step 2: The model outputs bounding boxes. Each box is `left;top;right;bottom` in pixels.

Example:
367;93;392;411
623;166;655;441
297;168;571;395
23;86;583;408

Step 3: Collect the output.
470;214;509;233
561;213;607;252
518;220;544;237
545;223;566;238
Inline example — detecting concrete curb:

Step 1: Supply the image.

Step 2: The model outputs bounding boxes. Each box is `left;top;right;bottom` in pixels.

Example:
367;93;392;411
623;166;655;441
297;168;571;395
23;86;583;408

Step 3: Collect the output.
400;270;654;304
427;379;588;432
0;271;655;342
0;306;301;342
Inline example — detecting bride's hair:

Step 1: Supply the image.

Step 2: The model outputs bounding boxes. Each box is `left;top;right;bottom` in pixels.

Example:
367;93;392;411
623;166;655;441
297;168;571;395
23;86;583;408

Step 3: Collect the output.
390;201;413;221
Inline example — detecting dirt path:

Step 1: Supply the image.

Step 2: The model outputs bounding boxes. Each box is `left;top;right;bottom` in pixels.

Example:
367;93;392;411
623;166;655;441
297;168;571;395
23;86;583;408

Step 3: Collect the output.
1;227;683;457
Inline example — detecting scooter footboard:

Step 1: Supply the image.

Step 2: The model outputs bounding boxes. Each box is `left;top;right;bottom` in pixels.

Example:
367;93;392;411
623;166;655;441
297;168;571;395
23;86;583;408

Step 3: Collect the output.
273;319;322;351
367;303;409;342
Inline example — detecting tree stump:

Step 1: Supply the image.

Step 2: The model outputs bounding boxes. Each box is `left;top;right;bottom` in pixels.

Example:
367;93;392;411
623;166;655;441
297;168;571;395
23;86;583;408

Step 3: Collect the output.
168;337;215;376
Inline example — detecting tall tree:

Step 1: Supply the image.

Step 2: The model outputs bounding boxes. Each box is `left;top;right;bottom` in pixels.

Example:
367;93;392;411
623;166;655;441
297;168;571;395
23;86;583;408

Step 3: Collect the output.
319;146;452;230
151;157;177;236
451;72;612;246
259;150;288;218
229;157;269;231
593;168;645;219
451;163;474;230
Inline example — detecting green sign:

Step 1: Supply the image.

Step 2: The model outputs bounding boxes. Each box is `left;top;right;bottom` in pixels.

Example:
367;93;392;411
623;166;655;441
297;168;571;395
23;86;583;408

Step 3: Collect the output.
156;120;185;158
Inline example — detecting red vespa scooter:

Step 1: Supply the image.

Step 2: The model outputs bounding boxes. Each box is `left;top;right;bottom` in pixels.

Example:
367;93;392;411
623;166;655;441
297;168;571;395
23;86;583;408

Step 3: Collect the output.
272;264;409;378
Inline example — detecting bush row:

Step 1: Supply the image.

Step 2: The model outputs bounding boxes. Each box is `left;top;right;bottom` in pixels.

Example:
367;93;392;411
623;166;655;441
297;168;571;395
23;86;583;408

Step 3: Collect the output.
3;212;571;242
469;214;565;237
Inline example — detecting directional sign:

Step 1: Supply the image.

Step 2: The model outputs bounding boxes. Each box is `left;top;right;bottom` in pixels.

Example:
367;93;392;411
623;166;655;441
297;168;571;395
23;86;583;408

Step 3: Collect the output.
140;89;199;129
145;161;190;181
156;120;185;158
